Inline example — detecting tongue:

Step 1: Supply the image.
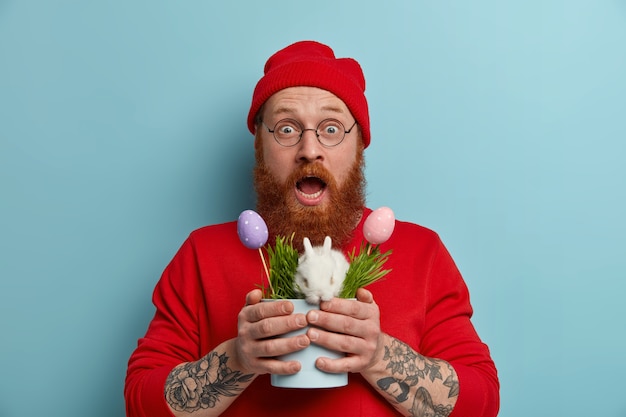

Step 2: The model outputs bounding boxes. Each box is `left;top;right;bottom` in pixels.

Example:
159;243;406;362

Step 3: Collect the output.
298;177;324;194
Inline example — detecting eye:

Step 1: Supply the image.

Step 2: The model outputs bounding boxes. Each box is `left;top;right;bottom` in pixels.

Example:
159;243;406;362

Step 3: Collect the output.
324;125;338;135
279;125;295;135
318;119;343;137
273;119;302;139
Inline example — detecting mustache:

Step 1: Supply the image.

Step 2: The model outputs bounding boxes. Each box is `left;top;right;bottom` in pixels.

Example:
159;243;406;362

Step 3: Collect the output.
287;162;335;190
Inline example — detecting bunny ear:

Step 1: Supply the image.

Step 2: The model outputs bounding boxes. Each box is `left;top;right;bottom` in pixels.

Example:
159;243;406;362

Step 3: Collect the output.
323;236;332;254
303;237;314;254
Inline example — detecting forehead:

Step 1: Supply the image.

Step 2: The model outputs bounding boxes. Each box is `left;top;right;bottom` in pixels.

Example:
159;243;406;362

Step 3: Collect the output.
262;87;350;119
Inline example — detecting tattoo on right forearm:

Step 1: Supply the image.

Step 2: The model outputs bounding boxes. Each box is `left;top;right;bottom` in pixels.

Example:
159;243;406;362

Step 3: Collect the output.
165;352;254;412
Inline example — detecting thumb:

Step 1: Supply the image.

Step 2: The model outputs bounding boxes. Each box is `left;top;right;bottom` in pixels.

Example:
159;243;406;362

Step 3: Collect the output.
245;289;263;306
356;288;374;303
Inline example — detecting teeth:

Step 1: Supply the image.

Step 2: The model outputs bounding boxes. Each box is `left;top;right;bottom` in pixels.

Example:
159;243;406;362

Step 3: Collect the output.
297;188;323;199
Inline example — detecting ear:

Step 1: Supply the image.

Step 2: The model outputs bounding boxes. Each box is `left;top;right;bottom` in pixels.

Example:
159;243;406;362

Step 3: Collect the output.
303;237;313;254
323;236;332;254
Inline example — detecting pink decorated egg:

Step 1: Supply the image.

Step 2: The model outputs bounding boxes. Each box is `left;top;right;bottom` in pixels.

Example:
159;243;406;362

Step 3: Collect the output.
363;206;395;245
237;210;268;249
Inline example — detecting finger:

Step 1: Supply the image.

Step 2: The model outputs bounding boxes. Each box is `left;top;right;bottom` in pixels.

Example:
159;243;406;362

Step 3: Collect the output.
314;355;367;374
307;311;361;338
242;335;310;375
244;299;295;323
317;298;373;320
247;313;308;339
307;327;369;354
308;305;381;345
253;333;311;358
255;358;302;375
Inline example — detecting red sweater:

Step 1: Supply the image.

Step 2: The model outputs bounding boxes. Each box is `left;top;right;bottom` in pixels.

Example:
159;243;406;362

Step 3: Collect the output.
125;209;499;416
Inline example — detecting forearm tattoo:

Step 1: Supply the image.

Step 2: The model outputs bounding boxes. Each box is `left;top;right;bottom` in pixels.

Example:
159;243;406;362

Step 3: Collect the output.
376;339;459;417
165;352;254;412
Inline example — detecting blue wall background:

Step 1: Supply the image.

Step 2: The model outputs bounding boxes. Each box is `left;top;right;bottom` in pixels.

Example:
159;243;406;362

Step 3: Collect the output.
1;1;625;416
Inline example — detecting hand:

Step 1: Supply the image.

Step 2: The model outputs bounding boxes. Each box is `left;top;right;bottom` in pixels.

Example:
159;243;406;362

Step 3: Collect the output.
305;288;384;374
234;289;310;375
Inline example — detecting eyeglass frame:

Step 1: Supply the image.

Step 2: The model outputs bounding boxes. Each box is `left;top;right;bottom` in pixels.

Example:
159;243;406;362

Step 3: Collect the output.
261;117;358;148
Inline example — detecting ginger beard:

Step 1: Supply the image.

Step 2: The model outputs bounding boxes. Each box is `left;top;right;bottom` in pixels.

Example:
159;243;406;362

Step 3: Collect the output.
254;144;366;253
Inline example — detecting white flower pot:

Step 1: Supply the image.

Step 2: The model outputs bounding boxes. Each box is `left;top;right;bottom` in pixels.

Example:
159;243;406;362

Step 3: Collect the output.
265;299;348;389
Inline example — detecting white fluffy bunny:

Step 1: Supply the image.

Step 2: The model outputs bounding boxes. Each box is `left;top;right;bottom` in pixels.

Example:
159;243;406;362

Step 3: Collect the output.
294;236;350;304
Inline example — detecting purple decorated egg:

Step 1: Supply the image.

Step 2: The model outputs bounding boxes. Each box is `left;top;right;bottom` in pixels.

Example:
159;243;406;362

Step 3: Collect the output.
237;210;269;249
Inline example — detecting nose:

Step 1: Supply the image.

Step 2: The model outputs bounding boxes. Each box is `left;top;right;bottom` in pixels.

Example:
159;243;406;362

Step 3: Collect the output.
295;129;323;163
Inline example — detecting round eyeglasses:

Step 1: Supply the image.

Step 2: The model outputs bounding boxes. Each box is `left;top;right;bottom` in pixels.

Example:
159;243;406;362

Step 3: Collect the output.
262;118;358;147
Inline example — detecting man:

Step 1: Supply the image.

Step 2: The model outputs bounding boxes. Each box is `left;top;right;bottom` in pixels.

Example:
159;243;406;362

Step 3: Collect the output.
125;41;499;417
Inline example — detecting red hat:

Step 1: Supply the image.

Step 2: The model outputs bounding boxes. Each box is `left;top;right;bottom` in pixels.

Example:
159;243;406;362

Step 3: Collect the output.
247;41;370;148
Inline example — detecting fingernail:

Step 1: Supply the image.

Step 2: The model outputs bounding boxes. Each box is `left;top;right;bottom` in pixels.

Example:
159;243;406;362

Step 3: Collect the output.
308;311;318;323
282;301;294;314
295;315;307;327
308;329;319;341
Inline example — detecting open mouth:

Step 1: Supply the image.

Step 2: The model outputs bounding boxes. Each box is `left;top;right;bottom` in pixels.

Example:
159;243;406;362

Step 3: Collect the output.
296;176;327;201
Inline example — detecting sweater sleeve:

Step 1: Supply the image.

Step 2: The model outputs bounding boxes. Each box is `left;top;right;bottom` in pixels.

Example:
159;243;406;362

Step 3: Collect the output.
124;236;203;417
422;238;500;417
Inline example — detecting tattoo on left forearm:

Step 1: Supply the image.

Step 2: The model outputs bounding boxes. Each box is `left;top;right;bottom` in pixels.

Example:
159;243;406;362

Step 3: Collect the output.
376;339;459;417
410;387;454;417
164;352;254;412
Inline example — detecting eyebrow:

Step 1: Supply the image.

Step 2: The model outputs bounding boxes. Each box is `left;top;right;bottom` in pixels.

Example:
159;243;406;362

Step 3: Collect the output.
270;107;297;118
320;105;346;114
